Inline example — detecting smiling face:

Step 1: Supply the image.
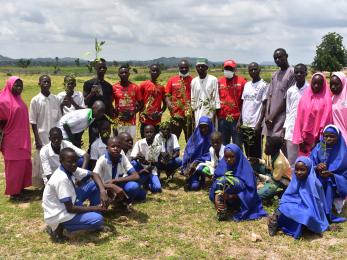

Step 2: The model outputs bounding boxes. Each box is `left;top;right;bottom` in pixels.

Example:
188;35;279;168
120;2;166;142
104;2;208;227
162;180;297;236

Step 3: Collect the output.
295;161;309;181
11;79;23;96
323;131;338;147
330;75;343;95
179;61;189;75
224;150;236;166
311;74;324;94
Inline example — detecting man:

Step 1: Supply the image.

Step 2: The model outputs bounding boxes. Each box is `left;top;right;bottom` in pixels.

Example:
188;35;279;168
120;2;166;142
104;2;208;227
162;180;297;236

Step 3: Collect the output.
191;58;220;127
165;59;193;141
263;48;295;156
217;59;247;146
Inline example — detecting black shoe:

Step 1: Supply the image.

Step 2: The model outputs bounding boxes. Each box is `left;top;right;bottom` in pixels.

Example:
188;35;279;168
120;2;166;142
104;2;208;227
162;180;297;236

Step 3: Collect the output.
267;213;279;236
46;226;67;243
9;194;30;202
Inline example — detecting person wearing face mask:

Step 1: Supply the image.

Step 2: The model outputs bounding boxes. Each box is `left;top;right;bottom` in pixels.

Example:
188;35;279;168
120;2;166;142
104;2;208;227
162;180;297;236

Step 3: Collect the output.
217;59;247;147
165;59;193;141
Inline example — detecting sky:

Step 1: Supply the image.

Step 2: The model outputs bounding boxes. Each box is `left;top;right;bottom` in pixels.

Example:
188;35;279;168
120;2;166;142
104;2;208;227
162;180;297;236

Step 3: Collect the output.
1;0;347;64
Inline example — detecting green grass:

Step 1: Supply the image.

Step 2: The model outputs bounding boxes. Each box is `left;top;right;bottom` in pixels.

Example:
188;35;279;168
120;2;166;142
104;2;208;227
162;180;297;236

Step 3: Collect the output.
0;68;346;259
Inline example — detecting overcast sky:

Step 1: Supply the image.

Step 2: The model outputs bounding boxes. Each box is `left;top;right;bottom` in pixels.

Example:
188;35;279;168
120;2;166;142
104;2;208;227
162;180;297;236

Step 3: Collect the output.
1;0;347;64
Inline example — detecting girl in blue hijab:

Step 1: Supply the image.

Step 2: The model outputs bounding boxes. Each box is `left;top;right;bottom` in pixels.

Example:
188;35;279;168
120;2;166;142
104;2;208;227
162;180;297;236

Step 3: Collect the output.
209;144;267;221
310;124;347;223
268;156;330;239
182;116;214;190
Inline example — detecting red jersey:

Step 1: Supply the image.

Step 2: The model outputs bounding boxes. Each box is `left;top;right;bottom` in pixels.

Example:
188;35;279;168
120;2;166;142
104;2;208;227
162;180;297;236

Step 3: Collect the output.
112;82;142;125
139;80;165;125
217;75;247;120
165;75;192;118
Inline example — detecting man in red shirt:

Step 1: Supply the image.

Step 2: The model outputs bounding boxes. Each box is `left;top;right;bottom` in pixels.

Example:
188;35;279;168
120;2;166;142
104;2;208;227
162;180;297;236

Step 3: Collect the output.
139;64;166;138
165;59;193;141
217;59;247;147
112;65;143;139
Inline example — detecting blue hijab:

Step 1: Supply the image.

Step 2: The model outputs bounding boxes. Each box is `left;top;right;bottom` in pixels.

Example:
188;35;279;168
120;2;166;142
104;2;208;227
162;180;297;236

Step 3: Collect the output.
279;156;330;234
214;144;267;221
182;116;214;169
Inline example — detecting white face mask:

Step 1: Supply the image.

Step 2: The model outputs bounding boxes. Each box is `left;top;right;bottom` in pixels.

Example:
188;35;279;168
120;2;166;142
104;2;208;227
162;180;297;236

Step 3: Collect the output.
179;71;190;77
224;70;234;79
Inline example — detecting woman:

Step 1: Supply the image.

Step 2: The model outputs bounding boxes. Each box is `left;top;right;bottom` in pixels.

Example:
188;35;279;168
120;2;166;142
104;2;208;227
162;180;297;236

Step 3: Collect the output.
293;72;332;156
330;71;347;143
310;124;347;223
0;76;32;201
268;157;329;239
182;116;214;191
209;144;267;221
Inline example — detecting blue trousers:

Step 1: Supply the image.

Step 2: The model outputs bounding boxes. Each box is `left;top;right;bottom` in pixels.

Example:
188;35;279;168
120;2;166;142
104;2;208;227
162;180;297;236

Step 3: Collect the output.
131;160;161;193
118;180;147;201
157;157;182;173
218;118;242;147
187;165;205;191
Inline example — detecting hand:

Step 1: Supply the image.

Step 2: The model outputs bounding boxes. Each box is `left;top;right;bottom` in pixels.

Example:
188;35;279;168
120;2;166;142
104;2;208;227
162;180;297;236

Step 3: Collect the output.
320;170;333;178
99;189;109;205
236;120;241;132
35;139;43;150
265;118;273;129
137;154;146;164
94;204;108;212
112;186;128;200
316;163;327;174
91;85;101;96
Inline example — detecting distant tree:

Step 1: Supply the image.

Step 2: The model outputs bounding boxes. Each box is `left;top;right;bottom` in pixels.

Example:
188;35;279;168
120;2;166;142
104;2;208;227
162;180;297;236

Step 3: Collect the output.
86;60;94;73
17;59;31;68
53;57;60;74
75;58;80;67
112;60;118;67
132;68;138;74
312;32;347;75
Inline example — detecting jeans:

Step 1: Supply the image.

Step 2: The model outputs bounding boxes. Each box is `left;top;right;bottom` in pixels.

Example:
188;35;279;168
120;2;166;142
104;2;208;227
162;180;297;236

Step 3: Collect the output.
218;119;242;147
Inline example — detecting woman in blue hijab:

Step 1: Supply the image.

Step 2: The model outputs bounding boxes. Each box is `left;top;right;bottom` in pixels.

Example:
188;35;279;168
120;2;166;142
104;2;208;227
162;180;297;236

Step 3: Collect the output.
268;156;330;239
310;124;347;223
209;144;267;221
182;116;214;190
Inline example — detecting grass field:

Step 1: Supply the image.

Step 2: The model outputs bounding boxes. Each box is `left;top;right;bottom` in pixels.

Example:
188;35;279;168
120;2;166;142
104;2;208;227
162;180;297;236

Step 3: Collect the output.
0;67;346;259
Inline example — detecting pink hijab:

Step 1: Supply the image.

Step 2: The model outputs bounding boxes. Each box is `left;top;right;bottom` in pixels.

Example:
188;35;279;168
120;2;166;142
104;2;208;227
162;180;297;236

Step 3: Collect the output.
332;71;347;143
0;76;31;160
292;72;333;150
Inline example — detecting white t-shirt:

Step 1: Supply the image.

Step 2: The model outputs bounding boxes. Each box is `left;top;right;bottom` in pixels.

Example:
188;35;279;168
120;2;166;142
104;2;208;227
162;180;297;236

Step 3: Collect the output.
57;108;94;138
154;133;180;156
284;82;309;141
131;139;161;175
42;166;90;231
56;91;85;115
241;79;268;128
90;137;107;161
209;144;225;168
29;93;62;145
40;140;86;183
93;153;135;182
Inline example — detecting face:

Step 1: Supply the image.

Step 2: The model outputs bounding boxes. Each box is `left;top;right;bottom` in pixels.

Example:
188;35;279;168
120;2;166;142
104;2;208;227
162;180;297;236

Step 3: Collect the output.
64;79;76;93
61;152;78;173
311;74;324;94
150;65;161;81
196;64;208;77
120;134;133;150
199;123;210;136
323;131;338;146
294;66;307;84
11;79;23;96
224;150;236;166
248;63;260;80
96;61;107;76
144;126;155;142
295;161;309;181
49;132;63;149
330;75;343;95
211;137;222;152
179;62;189;75
107;139;122;158
93;106;105;120
118;68;130;82
39;76;51;92
161;126;170;139
273;50;288;68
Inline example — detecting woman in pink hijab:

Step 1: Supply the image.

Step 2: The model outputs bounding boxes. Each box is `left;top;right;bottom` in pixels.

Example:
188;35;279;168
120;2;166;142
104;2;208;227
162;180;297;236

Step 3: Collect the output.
292;72;333;156
0;76;32;201
330;71;347;143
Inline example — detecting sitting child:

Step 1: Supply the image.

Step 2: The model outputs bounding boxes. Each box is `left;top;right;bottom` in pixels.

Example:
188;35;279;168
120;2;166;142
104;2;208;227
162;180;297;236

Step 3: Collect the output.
42;148;108;242
155;122;182;180
93;136;146;207
250;136;291;201
40;127;90;184
182;116;214;191
118;131;134;160
268;156;329;239
131;125;162;193
310;124;347;223
209;144;267;221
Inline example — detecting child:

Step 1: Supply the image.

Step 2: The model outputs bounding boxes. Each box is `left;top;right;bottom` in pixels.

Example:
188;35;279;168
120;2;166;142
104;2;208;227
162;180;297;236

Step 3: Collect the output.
57;75;85;115
93;137;146;204
268;157;329;239
250;136;291;201
131;125;162;193
182;116;214;191
283;64;308;168
118;131;134;160
30;75;62;187
40;127;90;184
90;120;112;170
155;121;182;180
209;144;267;221
310;125;347;223
42;147;108;242
57;100;105;147
293;72;332;156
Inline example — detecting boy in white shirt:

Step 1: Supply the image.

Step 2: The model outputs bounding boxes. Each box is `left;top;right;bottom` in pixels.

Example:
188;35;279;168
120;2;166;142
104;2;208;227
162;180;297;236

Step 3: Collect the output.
131;125;162;193
30;75;62;187
90;120;112;170
40;127;90;185
119;132;134;160
42;147;108;242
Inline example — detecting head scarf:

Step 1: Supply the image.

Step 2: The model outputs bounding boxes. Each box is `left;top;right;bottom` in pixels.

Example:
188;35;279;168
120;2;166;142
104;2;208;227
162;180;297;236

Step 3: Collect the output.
214;144;267;221
331;71;347;143
292;72;332;149
182;116;214;169
279;156;329;234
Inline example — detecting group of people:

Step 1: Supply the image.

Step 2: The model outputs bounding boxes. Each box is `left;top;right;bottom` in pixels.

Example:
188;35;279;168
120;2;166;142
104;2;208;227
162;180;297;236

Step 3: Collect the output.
0;47;347;242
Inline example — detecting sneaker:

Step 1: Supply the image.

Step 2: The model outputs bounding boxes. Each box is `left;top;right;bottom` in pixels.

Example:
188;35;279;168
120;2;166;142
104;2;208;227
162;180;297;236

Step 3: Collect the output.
267;213;279;236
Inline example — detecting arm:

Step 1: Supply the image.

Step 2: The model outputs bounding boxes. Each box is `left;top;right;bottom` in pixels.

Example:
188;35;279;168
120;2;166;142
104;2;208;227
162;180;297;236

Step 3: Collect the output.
31;124;42;150
81;153;90;170
172;149;180;159
112;172;140;184
64;200;107;214
255;100;267;132
63;124;75;144
165;95;173;112
91;171;108;204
